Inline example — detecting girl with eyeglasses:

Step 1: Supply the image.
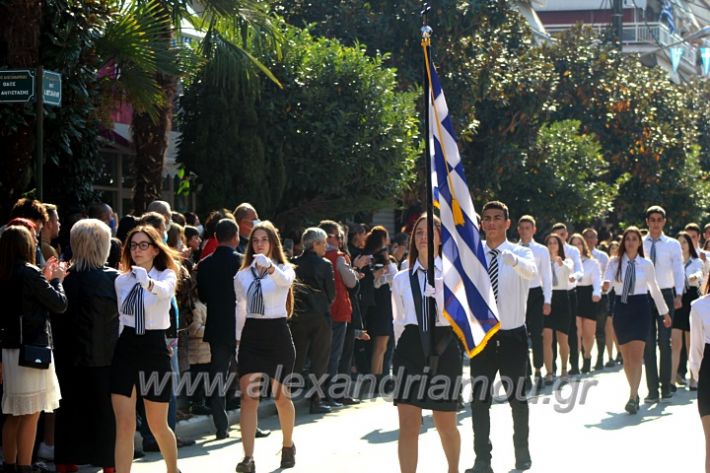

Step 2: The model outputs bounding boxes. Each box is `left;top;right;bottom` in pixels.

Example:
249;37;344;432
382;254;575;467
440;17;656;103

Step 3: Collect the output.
111;225;181;473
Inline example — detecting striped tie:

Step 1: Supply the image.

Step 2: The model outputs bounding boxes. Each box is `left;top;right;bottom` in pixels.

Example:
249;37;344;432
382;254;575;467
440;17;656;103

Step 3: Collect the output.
551;260;558;287
247;268;267;315
621;259;636;304
488;249;500;302
121;282;146;335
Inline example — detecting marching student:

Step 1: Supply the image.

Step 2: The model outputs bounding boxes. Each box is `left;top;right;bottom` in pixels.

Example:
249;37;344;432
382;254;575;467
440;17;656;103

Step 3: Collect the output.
391;215;462;473
235;221;297;472
466;201;537;473
672;231;703;391
517;215;553;390
583;228;611;370
603;227;671;415
543;234;574;384
551;223;584;375
569;233;602;374
605;240;622;366
689;277;710;473
642;206;684;403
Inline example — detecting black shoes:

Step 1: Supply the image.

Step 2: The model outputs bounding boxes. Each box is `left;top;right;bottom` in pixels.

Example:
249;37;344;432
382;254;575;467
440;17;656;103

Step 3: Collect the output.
177;437;195;448
216;430;229;440
644;393;659;404
568;367;580;376
661;387;674;403
340;396;361;405
464;459;494;473
325;398;343;408
280;444;296;469
191;403;212;416
625;396;640;414
581;358;592;374
595;357;604;370
235;457;255;473
255;427;271;438
605;360;617;368
309;400;332;414
515;447;532;470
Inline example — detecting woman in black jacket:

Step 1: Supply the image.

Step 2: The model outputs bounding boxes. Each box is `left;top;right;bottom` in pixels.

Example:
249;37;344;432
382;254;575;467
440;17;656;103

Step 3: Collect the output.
0;224;67;473
53;219;119;473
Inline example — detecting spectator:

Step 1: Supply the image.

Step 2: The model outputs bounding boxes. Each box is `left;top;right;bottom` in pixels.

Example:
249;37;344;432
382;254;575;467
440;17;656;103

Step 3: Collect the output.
53;219;119;473
147;201;173;230
9;198;49;268
184;225;202;264
200;209;235;259
187;300;211;415
116;215;139;243
171;211;186;227
40;203;60;261
0;225;67;473
233;203;259;254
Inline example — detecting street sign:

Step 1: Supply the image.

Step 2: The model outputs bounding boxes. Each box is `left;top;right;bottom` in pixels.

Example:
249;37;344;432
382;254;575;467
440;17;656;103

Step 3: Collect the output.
0;69;34;103
42;70;61;107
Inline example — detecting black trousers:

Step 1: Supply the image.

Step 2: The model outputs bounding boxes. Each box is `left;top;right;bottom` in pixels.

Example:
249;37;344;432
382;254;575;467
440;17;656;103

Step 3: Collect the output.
568;288;579;370
339;322;356;375
644;288;675;394
208;341;236;435
470;326;529;462
595;295;608;362
525;287;544;372
291;313;332;400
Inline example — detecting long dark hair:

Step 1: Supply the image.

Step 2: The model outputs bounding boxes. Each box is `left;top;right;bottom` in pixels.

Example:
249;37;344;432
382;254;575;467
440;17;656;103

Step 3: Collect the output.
0;226;36;281
120;225;179;275
241;221;294;316
363;226;389;255
677;231;699;260
544;234;566;260
407;214;442;270
615;226;645;282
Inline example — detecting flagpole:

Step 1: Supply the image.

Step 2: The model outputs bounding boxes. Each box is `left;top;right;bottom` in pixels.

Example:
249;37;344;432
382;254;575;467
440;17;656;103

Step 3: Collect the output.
421;3;437;363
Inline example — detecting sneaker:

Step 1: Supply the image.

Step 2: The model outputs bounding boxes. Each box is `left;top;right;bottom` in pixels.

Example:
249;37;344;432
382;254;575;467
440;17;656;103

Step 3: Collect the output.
37;443;54;461
644;393;659;404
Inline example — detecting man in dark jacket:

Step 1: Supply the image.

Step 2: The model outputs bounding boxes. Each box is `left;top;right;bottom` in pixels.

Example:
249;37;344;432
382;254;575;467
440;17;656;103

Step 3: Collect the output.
291;227;336;414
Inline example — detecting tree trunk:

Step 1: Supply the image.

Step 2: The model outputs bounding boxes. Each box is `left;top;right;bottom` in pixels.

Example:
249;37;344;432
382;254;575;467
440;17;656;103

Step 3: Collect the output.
0;0;42;221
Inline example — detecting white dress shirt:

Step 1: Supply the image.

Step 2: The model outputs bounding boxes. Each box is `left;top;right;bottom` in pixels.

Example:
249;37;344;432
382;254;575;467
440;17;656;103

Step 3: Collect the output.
551;258;574;291
563;243;584;290
603;255;669;315
115;267;177;330
689;295;710;380
592;248;610;275
483;240;537;330
579;257;602;298
391;257;449;344
235;262;296;341
642;233;684;294
521;239;552;304
683;257;704;290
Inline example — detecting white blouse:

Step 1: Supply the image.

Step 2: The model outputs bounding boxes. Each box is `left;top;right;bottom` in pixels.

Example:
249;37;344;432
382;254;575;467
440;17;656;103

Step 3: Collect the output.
115;267;177;331
579;257;602;297
604;255;669;315
235;261;296;341
689;295;710;380
683;257;704;290
391;257;449;344
551;257;574;291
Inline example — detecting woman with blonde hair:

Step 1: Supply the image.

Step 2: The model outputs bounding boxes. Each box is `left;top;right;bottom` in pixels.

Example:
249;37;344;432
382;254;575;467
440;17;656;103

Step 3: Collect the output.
0;225;66;473
110;225;181;473
54;219;119;473
235;221;297;472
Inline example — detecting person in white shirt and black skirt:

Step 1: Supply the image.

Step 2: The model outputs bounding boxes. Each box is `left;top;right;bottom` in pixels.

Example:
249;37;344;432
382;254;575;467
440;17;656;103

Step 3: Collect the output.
689;279;710;472
543;234;573;385
234;221;297;473
603;227;671;415
391;215;462;473
111;225;180;473
673;231;703;391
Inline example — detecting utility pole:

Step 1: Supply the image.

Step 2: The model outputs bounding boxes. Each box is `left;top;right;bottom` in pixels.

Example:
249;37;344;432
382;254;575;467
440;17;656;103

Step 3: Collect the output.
612;0;624;50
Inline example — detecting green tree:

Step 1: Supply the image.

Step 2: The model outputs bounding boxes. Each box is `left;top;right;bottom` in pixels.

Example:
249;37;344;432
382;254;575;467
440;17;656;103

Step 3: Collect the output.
178;26;419;229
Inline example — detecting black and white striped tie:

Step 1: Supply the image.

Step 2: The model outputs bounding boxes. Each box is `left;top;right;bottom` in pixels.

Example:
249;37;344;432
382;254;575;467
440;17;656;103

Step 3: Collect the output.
621;259;636;304
121;282;146;335
247;267;267;315
488;249;500;302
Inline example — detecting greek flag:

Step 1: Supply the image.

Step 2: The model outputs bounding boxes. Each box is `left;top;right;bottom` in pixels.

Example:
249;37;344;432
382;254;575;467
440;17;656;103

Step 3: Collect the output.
427;54;500;358
660;1;676;34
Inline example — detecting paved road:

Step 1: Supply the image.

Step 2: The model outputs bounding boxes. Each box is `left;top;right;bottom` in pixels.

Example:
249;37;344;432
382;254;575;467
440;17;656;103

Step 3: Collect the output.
76;361;704;473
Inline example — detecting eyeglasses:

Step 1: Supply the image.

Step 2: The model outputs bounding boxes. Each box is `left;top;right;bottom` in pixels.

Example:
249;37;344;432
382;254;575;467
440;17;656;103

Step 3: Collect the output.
130;241;154;251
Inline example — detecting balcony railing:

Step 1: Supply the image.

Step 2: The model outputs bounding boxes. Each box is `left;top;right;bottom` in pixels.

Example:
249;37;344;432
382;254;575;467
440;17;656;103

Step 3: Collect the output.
544;21;698;67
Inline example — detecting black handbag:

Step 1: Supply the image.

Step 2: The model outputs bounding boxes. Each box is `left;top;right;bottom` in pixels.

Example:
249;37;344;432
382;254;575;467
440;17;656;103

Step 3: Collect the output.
17;316;51;370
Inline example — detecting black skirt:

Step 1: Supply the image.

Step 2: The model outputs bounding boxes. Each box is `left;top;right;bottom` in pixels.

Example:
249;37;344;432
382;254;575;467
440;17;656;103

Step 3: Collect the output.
392;325;462;411
612;295;651;345
576;285;599;320
238;317;295;384
110;327;172;403
545;290;571;333
364;284;395;337
698;344;710;417
673;288;699;331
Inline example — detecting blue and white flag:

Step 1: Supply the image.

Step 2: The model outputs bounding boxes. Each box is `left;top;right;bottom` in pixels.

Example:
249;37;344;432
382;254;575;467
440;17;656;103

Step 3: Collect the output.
701;47;710;76
426;53;500;358
670;46;683;72
660;1;676;34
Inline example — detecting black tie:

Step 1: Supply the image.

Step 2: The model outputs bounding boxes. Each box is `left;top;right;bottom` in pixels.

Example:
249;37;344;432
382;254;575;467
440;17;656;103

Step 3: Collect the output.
488;249;500;302
410;268;435;358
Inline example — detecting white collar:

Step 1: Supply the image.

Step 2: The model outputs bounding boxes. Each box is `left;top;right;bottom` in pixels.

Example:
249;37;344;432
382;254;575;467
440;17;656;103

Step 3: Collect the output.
412;257;443;273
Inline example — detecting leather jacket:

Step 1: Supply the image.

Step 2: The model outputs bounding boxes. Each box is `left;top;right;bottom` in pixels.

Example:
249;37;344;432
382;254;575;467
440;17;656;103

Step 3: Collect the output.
0;262;67;349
